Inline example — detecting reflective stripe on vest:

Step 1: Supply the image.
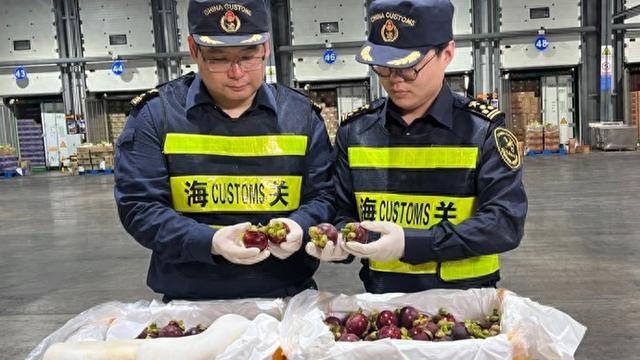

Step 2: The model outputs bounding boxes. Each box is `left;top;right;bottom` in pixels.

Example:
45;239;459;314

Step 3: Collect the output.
348;146;478;169
165;133;306;213
164;133;308;157
171;175;302;212
350;146;499;281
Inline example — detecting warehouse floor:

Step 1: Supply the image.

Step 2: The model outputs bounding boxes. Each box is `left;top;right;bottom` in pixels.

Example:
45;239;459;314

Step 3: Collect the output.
1;152;639;359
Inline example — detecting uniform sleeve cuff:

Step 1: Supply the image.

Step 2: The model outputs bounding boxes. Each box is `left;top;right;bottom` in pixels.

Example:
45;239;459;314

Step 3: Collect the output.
401;228;439;264
186;225;217;264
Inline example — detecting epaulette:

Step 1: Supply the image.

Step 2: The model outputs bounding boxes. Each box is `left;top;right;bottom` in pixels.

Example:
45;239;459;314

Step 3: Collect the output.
466;100;503;121
311;101;323;113
281;85;323;113
341;99;384;125
130;88;160;109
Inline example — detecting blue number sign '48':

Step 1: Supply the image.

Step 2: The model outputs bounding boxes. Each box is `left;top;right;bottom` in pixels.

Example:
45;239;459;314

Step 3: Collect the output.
534;36;549;51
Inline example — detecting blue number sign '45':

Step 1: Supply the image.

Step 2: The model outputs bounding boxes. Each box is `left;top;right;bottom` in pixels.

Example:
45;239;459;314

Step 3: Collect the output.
534;35;549;51
14;66;27;80
323;49;337;65
112;61;125;76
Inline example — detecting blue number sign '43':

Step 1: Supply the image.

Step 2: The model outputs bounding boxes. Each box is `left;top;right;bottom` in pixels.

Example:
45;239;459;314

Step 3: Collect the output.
14;66;27;80
534;35;549;51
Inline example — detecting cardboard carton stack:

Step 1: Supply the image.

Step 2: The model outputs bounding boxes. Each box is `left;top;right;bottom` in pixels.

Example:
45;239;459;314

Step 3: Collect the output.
75;143;114;172
0;145;16;156
108;113;127;144
544;124;561;152
320;104;339;145
526;123;544;153
107;101;131;144
309;90;339;145
0;145;18;174
511;92;541;142
90;144;114;170
76;146;92;172
630;91;640;139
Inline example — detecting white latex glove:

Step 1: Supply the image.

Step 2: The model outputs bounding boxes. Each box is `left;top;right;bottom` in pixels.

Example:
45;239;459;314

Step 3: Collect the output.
211;222;270;265
305;233;349;261
268;218;303;260
343;221;405;262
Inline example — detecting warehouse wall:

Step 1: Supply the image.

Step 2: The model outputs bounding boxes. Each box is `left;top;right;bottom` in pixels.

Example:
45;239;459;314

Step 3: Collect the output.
0;0;634;147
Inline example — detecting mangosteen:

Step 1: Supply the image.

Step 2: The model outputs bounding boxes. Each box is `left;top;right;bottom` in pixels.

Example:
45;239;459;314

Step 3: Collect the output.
341;222;369;244
408;326;433;341
266;220;290;245
308;223;338;248
242;225;268;250
344;311;369;338
184;324;206;336
338;332;360;342
452;322;470;340
376;310;398;329
158;320;185;337
397;306;420;329
378;325;402;339
324;316;342;328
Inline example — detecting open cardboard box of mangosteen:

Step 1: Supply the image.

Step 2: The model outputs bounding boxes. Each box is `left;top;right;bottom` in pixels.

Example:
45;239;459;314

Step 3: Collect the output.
27;288;586;360
280;288;586;360
26;298;286;360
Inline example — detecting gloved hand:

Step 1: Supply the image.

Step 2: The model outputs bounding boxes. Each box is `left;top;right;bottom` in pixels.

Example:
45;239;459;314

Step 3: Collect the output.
211;222;270;265
268;218;303;260
305;233;349;261
343;221;405;262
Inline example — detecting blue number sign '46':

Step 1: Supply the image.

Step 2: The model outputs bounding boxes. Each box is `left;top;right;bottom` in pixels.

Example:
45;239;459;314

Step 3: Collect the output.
323;49;337;65
112;61;125;76
534;36;549;51
14;66;27;80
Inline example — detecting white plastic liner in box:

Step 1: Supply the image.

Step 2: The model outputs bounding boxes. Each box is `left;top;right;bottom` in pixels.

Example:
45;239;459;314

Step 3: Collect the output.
280;288;586;360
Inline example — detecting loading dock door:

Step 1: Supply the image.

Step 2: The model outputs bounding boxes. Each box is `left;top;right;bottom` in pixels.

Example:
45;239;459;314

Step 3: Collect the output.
542;75;574;144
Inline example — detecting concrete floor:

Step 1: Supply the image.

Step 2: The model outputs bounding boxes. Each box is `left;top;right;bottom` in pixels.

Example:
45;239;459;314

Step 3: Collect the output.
1;152;639;359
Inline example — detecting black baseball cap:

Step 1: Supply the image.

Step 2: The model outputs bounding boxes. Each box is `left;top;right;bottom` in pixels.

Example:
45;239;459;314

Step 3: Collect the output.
188;0;270;47
356;0;454;68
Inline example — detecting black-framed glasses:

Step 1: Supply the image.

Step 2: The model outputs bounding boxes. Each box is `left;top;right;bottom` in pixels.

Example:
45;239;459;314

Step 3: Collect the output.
372;54;437;81
197;46;265;73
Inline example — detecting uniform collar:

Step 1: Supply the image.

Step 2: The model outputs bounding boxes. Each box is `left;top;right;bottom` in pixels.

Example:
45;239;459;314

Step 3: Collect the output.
383;82;453;130
186;73;277;115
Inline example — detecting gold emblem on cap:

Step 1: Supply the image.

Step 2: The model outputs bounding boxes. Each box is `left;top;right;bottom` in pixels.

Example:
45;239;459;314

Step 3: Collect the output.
241;34;263;44
381;19;399;43
221;10;241;33
494;127;521;169
199;35;224;45
387;51;422;66
360;46;373;62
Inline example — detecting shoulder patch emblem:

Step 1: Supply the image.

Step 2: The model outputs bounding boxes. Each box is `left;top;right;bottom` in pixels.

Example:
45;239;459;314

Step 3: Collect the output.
130;88;159;108
467;101;503;121
494;127;521;170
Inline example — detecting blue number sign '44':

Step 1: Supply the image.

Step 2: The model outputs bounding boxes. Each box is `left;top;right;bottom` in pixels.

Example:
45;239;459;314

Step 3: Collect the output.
534;36;549;51
112;61;125;76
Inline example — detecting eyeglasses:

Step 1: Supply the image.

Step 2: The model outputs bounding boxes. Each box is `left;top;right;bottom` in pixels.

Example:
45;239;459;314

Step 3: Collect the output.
197;46;265;73
372;54;436;81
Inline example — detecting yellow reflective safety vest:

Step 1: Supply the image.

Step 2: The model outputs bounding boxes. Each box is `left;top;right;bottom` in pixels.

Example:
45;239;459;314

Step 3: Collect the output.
343;107;500;283
157;81;318;229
